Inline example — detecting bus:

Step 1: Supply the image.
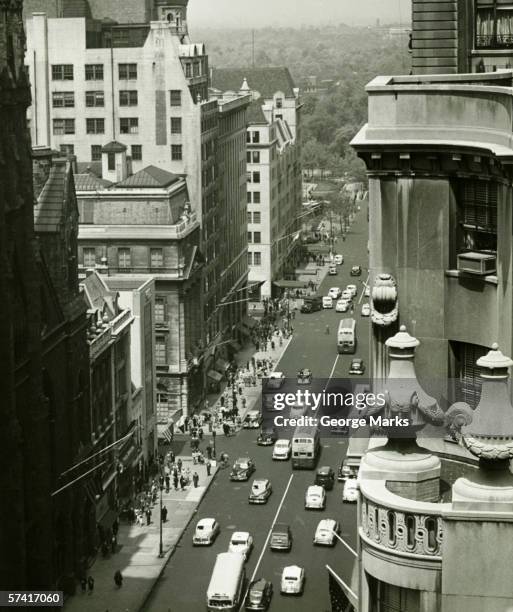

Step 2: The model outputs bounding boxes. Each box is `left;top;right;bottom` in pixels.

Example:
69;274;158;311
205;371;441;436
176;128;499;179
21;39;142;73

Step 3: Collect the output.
337;318;356;354
206;552;245;611
292;425;321;469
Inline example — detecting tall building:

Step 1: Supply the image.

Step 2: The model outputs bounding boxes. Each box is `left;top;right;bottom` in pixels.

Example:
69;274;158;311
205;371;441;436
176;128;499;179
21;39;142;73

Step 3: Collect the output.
211;68;303;300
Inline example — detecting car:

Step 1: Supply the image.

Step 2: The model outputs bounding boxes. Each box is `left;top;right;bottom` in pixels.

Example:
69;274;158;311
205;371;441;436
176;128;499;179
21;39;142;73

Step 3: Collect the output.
297;368;312;384
361;303;371;317
300;296;322;313
257;427;278;446
342;478;358;503
266;372;285;389
328;287;341;299
338;460;358;482
341;290;353;302
313;519;340;546
244;409;263;429
273;439;292;460
349;358;365;376
192;518;220;545
322;296;333;309
350;265;362;277
305;485;326;510
336;299;349;313
270;523;292;551
334;254;344;265
364;285;370;297
280;565;305;595
346;284;358;297
230;457;256;481
229;531;253;560
249;478;273;504
328;265;338;276
245;578;273;611
314;466;335;491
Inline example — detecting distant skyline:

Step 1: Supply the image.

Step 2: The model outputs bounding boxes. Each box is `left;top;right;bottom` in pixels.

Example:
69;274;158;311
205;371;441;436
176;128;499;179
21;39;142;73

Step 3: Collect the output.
188;0;412;29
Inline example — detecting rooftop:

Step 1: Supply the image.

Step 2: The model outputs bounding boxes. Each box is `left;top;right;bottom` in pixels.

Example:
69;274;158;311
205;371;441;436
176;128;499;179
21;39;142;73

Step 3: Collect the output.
74;173;112;191
211;67;296;98
34;159;72;232
114;165;182;189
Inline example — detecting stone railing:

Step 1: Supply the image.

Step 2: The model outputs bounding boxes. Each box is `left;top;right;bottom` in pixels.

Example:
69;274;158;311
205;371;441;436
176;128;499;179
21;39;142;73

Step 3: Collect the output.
361;495;443;558
89;325;112;360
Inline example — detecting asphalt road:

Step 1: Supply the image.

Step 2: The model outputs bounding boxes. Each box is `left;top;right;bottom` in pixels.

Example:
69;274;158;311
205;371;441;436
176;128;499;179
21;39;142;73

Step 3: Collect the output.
143;205;369;612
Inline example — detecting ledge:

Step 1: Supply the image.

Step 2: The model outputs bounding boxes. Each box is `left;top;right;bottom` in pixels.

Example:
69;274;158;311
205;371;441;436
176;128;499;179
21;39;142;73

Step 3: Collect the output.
445;269;498;285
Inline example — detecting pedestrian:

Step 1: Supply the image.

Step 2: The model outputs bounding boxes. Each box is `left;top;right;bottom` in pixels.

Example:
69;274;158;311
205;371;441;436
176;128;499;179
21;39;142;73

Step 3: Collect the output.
80;577;87;594
112;518;119;537
165;474;170;493
177;458;182;472
111;534;117;554
146;508;152;526
180;475;186;490
206;443;212;459
173;473;179;490
114;570;123;588
193;471;199;488
325;324;330;335
87;576;95;595
161;505;168;523
206;460;211;476
169;450;175;463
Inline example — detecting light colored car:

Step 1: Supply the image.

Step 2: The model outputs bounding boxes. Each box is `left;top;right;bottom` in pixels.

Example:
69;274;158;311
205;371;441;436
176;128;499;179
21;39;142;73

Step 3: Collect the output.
328;265;338;276
328;287;341;299
342;478;358;503
361;303;371;317
244;409;263;429
349;358;365;376
305;485;326;510
334;254;344;265
280;565;305;595
229;531;254;560
313;519;340;546
322;296;333;309
341;289;353;302
346;284;358;297
249;479;273;504
336;299;349;313
364;285;370;297
267;372;285;389
273;439;291;460
192;518;220;545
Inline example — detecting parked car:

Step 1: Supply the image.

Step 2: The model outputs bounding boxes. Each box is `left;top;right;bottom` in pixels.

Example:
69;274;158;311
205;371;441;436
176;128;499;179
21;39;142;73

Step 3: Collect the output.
245;578;273;611
349;358;365;376
249;479;273;504
257;427;278;446
328;265;338;276
361;303;371;317
313;519;340;546
314;466;335;491
342;478;358;503
346;284;358;297
273;439;292;460
230;457;256;481
244;410;263;429
266;372;285;389
280;565;305;595
300;296;322;313
350;265;362;277
270;523;292;551
322;296;333;309
328;287;342;299
336;299;349;313
334;254;344;265
229;531;253;560
338;460;358;482
305;485;326;510
297;368;312;384
192;518;220;546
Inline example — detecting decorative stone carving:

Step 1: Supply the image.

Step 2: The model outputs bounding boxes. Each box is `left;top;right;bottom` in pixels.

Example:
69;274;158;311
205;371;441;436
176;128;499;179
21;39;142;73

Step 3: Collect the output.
371;273;398;327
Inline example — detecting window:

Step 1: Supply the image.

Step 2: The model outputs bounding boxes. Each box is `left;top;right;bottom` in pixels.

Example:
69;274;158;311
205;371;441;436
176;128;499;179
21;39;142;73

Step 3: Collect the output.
53;118;75;135
85;91;104;107
253;211;261;223
253;231;261;244
52;91;75;107
247;231;252;243
387;511;396;546
247;252;253;266
171;144;183;161
155;298;165;323
426;518;437;551
247;212;252;224
276;97;283;108
253;191;261;204
246;131;251;143
247;191;252;204
406;515;415;549
252;151;260;163
253;172;260;183
456;179;497;254
276;114;283;120
131;144;142;161
246;151;252;164
193;61;200;77
59;144;74;155
118;63;137;79
108;153;115;171
91;145;102;161
252;130;260;143
119;90;138;106
476;0;513;49
85;64;103;80
368;576;420;612
185;63;192;78
83;248;96;267
120;117;139;134
170;90;182;106
253;251;261;266
86;118;105;134
454;341;488;409
52;64;73;80
171;117;182;134
118;248;131;269
155;337;166;364
150;248;164;268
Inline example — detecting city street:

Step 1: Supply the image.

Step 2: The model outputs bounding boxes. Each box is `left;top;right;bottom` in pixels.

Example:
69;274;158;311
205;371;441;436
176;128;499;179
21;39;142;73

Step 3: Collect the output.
142;202;370;612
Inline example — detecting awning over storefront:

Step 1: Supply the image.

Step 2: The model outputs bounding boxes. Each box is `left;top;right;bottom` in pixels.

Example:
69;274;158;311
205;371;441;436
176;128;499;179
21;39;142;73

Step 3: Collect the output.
273;280;308;289
207;370;223;382
242;315;258;330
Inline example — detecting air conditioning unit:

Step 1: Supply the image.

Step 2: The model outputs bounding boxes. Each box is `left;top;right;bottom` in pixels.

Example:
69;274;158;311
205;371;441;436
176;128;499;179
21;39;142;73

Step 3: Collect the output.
457;251;496;275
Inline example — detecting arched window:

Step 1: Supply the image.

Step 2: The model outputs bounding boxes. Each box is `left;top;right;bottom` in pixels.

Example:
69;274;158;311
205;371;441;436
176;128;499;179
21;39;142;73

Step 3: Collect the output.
426;517;437;551
406;515;415;548
387;511;396;545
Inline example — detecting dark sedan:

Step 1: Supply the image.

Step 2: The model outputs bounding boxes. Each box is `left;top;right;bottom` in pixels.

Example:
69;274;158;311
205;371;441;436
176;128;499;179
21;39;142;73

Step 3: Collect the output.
245;578;273;610
230;457;256;481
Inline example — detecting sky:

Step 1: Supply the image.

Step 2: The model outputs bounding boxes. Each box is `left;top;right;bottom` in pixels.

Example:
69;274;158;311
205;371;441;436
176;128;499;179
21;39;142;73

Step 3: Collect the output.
188;0;412;29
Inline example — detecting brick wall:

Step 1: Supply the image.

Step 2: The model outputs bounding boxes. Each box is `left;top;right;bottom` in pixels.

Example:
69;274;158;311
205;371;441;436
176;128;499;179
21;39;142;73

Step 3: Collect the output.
387;477;440;502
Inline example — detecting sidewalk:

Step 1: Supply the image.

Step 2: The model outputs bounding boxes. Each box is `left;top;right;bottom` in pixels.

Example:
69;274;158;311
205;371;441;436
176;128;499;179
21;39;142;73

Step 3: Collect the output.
63;460;216;612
